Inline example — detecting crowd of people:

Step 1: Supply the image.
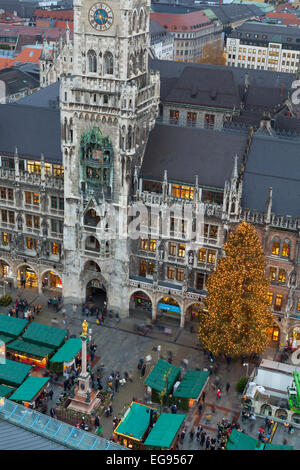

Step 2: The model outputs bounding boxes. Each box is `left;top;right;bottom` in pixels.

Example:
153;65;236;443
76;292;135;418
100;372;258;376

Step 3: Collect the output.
8;297;42;321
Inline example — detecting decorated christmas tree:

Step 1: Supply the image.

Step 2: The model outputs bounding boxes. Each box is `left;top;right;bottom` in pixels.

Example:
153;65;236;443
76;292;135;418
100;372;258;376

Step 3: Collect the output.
198;222;273;357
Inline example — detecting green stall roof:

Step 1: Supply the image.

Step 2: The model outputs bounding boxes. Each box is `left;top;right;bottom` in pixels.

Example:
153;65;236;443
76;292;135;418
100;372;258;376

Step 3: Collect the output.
0;334;15;345
0;359;31;387
21;322;68;349
144;360;180;394
0;384;14;398
144;413;185;449
50;338;82;363
226;429;263;451
115;402;157;441
7;339;55;358
0;315;28;338
174;370;210;399
264;443;293;451
10;376;49;403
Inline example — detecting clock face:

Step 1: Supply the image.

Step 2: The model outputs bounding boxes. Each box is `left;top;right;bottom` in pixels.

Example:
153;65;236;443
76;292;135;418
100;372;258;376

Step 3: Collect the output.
89;3;113;31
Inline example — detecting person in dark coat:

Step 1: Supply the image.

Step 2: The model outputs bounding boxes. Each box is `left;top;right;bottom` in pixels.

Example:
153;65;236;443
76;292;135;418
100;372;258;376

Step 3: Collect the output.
140;364;146;378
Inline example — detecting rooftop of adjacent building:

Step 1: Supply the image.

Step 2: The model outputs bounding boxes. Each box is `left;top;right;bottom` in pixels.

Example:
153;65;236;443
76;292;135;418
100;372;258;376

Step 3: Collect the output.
150;9;213;32
229;19;300;44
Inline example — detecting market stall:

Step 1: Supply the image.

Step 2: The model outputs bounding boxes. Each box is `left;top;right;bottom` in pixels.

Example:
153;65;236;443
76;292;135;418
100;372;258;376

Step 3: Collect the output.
0;334;15;345
10;376;50;408
226;429;264;451
0;316;28;339
6;339;55;369
114;402;158;449
144;413;185;450
21;322;68;349
173;370;210;410
144;360;181;405
49;338;82;376
0;384;13;398
0;359;31;387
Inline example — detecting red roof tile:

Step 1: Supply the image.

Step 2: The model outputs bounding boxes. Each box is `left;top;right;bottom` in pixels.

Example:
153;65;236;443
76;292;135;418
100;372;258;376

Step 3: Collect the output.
34;9;73;21
150;11;212;32
266;12;300;26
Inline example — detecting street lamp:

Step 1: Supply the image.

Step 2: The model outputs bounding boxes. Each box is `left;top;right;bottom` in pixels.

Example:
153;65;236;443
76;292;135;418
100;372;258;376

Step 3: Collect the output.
243;362;249;378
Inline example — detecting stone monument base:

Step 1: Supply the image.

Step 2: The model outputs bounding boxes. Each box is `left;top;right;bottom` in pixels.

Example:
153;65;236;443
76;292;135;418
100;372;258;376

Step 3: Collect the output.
67;388;100;414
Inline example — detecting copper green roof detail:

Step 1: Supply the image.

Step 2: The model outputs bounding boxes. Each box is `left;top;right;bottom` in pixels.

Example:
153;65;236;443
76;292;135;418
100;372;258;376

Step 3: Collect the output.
0;334;15;345
50;338;82;363
0;359;31;387
21;322;68;349
174;370;209;399
226;429;263;451
0;315;28;338
7;339;55;358
10;377;50;402
144;413;185;449
0;384;13;398
144;360;180;394
114;402;158;441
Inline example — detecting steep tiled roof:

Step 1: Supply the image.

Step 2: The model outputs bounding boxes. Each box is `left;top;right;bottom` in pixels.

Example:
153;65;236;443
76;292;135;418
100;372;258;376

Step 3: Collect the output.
150;10;212;32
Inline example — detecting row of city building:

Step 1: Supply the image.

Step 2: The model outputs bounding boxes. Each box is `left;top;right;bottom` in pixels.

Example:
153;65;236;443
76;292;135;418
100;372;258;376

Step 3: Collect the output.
0;0;299;354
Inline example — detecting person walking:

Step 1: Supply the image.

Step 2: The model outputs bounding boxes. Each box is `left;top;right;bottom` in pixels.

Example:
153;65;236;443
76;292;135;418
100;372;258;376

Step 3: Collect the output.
202;391;206;403
198;403;203;415
114;376;120;393
226;383;231;394
205;436;211;450
140;364;146;378
200;432;206;447
216;388;222;400
189;429;194;441
180;429;186;445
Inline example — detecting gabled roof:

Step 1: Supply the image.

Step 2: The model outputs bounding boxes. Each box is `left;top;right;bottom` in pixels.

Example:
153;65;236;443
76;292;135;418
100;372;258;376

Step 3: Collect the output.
144;413;185;449
0;103;62;163
226;429;263;451
114;402;157;441
50;338;82;363
144;359;180;394
141;124;247;189
7;339;55;358
164;66;240;109
0;359;31;387
21;322;67;349
0;315;28;338
10;376;49;402
242;132;300;218
174;370;209;399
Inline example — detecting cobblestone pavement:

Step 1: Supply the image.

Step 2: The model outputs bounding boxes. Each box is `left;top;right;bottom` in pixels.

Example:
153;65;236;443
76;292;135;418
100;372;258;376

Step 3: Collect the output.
0;287;298;447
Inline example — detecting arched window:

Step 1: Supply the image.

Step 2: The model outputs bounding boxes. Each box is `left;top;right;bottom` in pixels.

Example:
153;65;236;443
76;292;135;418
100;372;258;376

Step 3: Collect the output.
88;50;97;73
104;52;113;74
282;240;290;258
271;238;280;255
278;269;286;283
127;126;132;149
139;10;144;31
132;10;137;33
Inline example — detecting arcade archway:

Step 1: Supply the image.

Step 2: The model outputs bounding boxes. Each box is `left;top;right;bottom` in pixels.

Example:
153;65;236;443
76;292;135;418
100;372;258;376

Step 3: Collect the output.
186;302;204;322
86;279;107;312
0;259;12;280
129;290;152;319
41;270;62;292
17;265;38;288
157;296;181;324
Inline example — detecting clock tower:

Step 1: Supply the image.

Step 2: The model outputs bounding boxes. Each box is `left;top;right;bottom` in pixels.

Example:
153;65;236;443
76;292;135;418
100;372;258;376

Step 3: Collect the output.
60;0;160;313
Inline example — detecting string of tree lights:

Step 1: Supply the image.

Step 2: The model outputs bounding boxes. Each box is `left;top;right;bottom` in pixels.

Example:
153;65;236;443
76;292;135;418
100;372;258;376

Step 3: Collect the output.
198;222;274;357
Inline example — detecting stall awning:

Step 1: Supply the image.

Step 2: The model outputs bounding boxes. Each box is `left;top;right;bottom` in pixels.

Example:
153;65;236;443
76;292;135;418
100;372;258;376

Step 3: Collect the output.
144;360;180;394
226;429;263;451
0;334;15;345
7;339;55;358
0;359;31;387
10;376;50;403
21;322;68;349
174;370;210;399
50;338;82;363
144;413;185;449
0;384;14;398
264;443;293;451
114;402;157;441
0;315;28;338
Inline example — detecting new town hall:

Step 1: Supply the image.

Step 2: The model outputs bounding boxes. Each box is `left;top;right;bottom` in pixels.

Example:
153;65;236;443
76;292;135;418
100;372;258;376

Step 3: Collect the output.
1;0;300;352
